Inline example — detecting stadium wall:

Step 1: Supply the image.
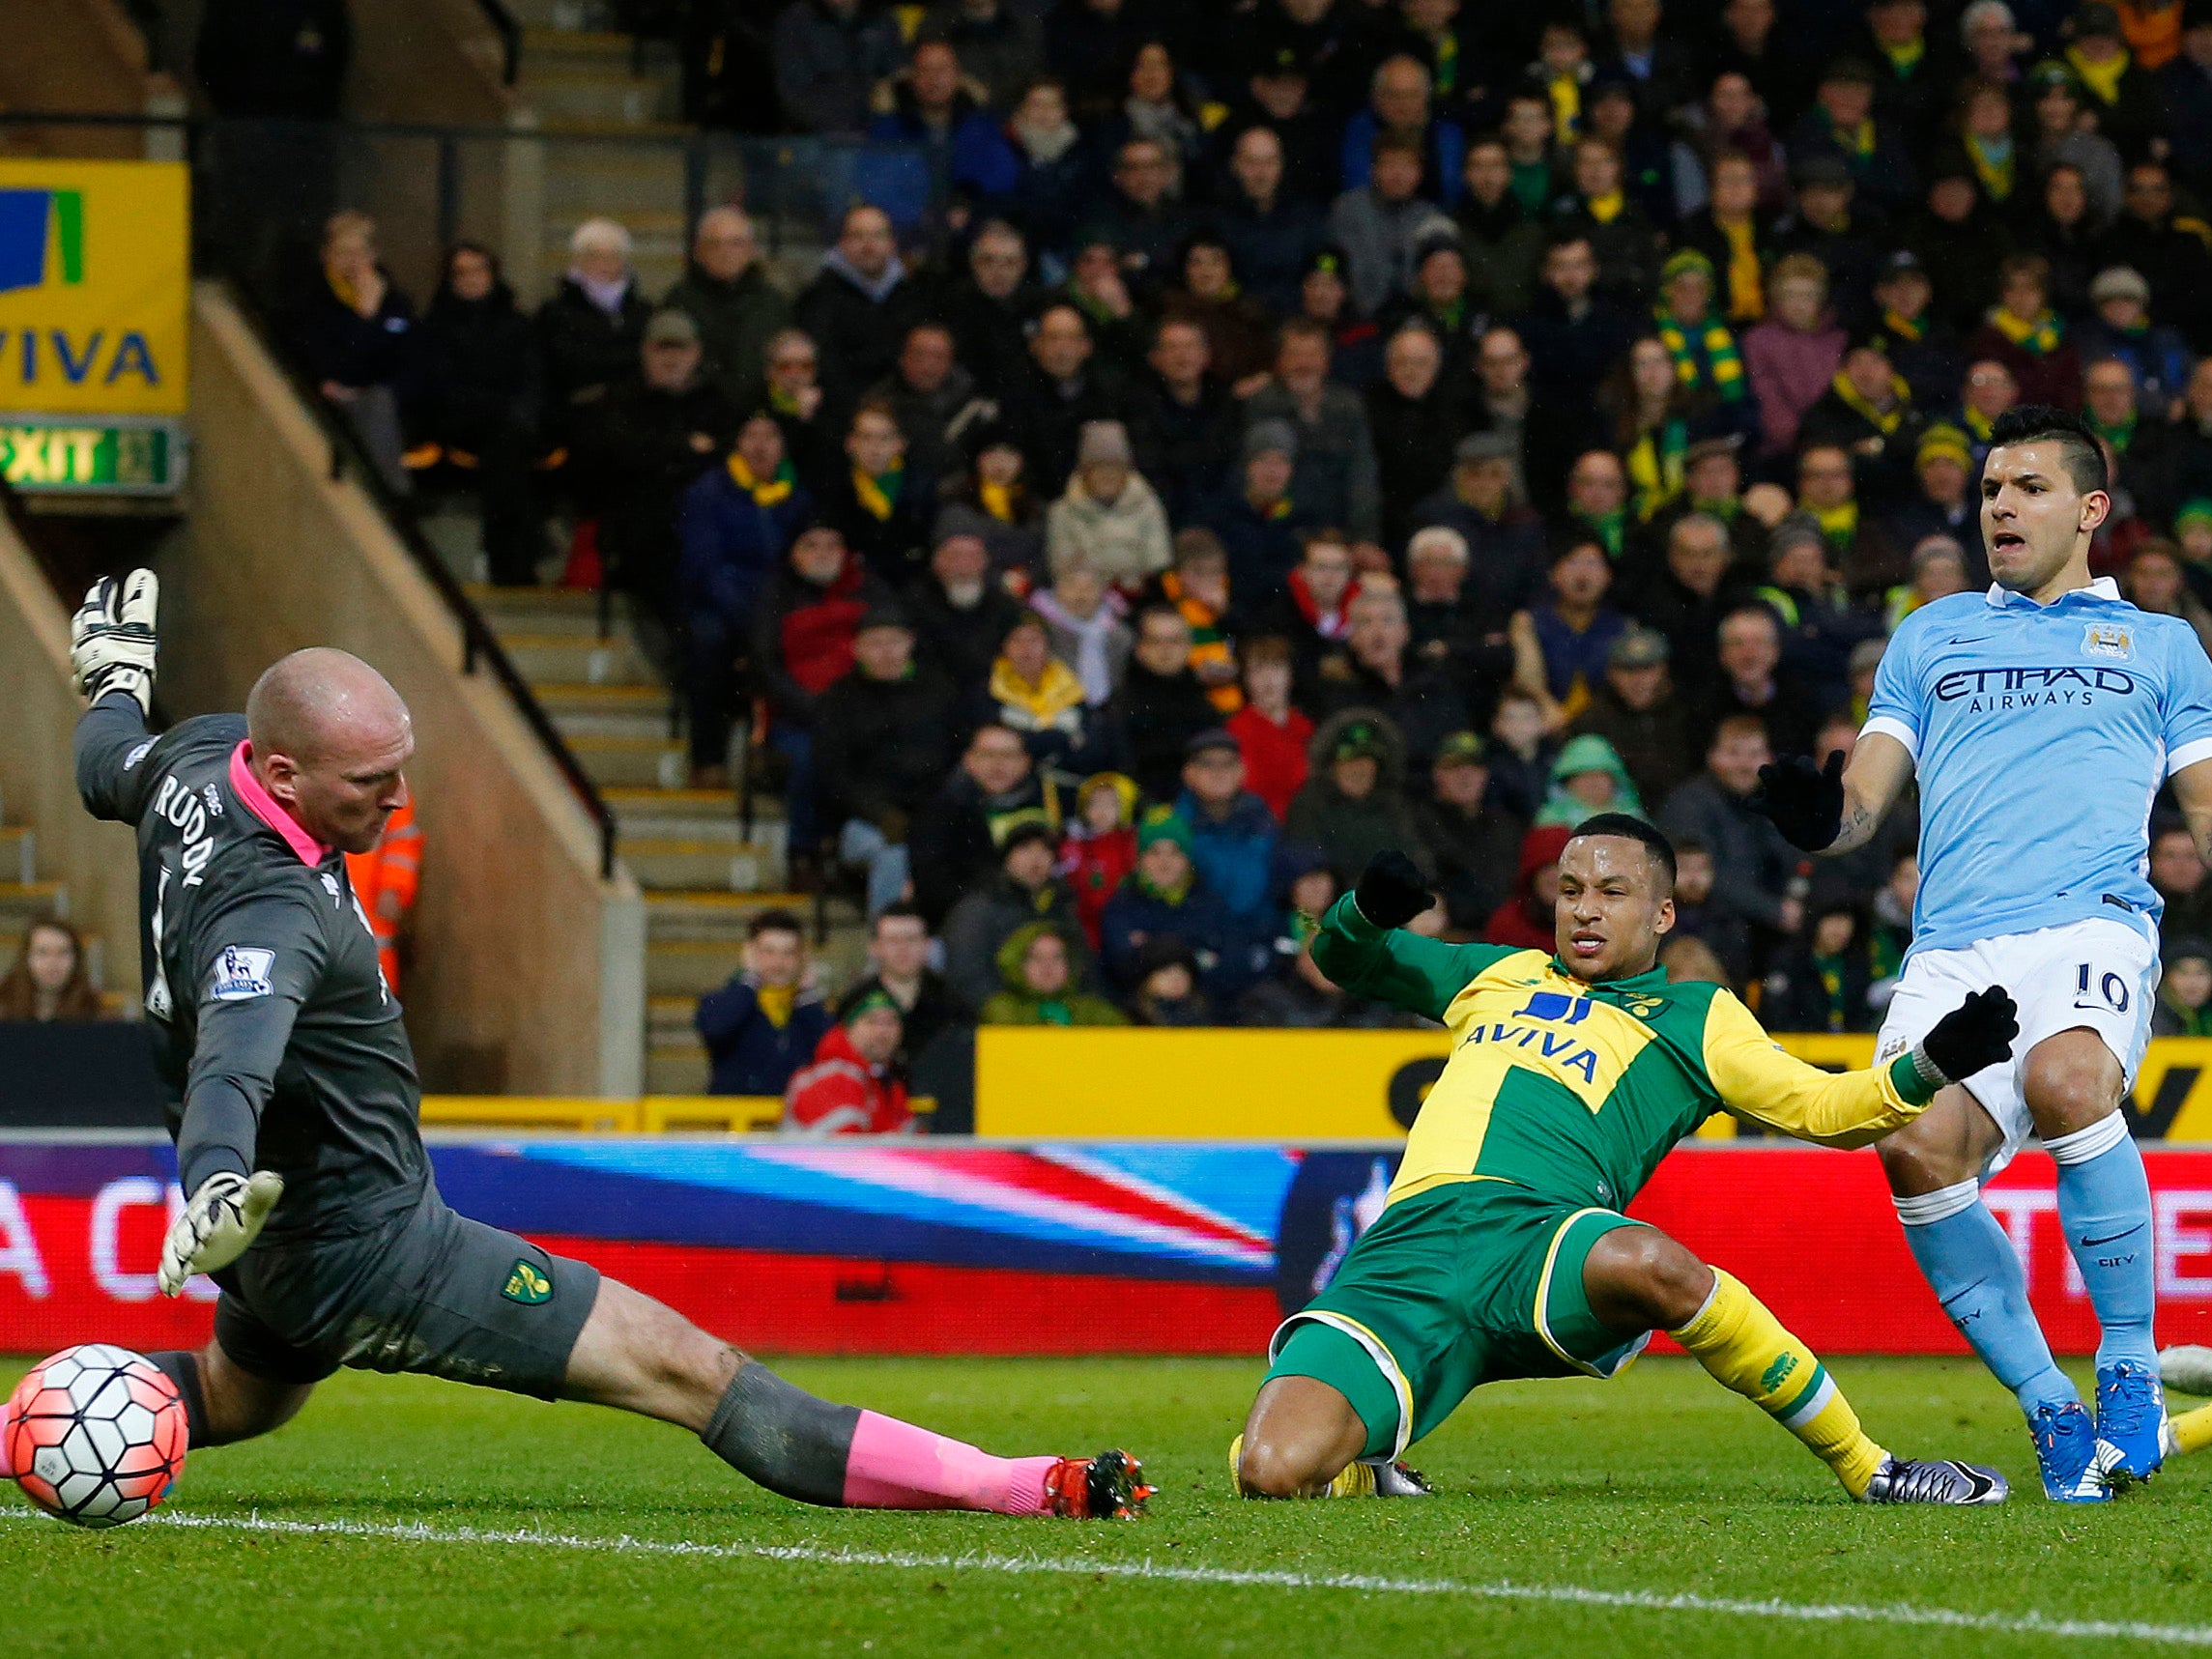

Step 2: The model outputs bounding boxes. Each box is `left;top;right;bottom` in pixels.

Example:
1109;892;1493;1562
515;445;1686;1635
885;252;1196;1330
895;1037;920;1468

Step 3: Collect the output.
163;281;646;1098
0;515;142;993
0;0;184;161
972;1029;2212;1141
5;1136;2212;1362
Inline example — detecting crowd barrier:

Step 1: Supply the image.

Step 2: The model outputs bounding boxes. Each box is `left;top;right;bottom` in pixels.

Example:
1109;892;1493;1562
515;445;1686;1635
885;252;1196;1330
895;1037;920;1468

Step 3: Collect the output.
6;1136;2212;1361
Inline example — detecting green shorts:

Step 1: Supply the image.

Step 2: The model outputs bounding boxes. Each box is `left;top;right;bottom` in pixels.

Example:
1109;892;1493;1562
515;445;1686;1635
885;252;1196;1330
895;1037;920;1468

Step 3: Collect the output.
213;1190;602;1400
1265;1181;1651;1460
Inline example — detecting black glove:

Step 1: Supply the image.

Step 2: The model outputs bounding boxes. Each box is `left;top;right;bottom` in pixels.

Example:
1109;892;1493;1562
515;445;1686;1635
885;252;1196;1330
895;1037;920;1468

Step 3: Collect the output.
1750;750;1846;851
1915;987;2019;1086
1353;849;1432;930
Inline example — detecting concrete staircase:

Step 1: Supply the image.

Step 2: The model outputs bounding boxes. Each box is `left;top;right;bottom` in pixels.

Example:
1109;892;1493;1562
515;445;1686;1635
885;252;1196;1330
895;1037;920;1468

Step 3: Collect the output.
468;583;872;1096
504;0;694;300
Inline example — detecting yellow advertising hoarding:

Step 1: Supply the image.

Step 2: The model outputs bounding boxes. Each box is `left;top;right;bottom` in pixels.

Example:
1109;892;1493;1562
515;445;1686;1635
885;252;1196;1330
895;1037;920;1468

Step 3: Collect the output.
973;1029;2212;1142
0;159;188;420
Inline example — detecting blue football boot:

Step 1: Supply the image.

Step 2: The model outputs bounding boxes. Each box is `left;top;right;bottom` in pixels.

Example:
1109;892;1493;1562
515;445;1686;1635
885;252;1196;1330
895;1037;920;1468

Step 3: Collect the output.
2094;1360;2167;1490
2030;1400;2111;1502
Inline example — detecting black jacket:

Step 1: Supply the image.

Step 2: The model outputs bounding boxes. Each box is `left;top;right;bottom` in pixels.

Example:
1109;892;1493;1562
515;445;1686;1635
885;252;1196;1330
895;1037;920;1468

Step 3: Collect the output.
909;769;1060;925
792;264;932;417
413;281;539;442
536;277;652;415
814;664;960;828
901;575;1028;702
1106;663;1221;804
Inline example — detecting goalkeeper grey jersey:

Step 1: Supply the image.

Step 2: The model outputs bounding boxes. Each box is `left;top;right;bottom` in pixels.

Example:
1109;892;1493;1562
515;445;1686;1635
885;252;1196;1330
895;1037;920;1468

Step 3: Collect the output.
75;698;429;1234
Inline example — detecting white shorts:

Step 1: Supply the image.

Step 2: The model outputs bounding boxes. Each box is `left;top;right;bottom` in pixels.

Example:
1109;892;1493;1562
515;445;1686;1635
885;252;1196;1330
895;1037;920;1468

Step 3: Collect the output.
1875;915;2161;1175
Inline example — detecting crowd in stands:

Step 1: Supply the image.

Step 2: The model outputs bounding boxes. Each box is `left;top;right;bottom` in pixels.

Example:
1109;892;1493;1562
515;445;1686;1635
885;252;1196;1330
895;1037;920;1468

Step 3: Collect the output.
278;0;2212;1110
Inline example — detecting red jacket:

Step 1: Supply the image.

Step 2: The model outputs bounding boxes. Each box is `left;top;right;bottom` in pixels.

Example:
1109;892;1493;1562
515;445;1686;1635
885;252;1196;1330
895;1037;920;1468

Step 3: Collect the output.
783;1023;913;1135
1059;824;1137;949
1482;823;1571;952
1226;703;1313;823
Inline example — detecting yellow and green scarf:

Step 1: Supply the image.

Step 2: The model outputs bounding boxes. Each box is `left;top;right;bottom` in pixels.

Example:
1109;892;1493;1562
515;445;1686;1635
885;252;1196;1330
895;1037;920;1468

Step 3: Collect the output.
1548;72;1582;147
1813;499;1859;550
1966;132;2014;202
1580;507;1627;558
979;479;1020;522
1655;311;1746;401
1625;419;1688;523
990;654;1087;728
1585;189;1624;225
2088;409;2138;454
1826;366;1911;435
2066;43;2129;105
728;452;794;504
1882;307;1922;343
851;465;905;520
1719;218;1764;321
1964;404;1997;444
1987;305;2064;357
1881;35;1925;78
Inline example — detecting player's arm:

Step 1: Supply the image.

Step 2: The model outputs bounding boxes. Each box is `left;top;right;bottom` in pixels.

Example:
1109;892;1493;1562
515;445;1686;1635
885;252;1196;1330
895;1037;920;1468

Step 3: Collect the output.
158;891;330;1293
1752;617;1921;854
1699;985;2017;1147
1310;852;1519;1022
2162;628;2212;868
2175;759;2212;871
70;569;162;823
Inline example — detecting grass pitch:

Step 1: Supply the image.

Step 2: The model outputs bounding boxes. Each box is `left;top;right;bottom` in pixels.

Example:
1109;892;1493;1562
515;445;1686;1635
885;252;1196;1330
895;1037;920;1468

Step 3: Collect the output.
5;1354;2210;1656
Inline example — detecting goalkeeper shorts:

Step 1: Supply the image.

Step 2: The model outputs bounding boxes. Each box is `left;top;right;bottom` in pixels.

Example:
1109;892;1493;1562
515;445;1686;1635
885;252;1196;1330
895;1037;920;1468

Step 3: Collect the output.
1263;1181;1651;1461
212;1189;601;1400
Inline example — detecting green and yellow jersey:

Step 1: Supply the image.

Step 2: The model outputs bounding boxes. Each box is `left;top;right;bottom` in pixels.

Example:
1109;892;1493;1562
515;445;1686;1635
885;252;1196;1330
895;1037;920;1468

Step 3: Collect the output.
1311;895;1938;1213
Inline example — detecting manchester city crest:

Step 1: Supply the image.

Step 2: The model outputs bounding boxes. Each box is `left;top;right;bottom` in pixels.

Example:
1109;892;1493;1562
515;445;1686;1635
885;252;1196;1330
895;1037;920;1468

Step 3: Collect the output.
2082;621;2134;661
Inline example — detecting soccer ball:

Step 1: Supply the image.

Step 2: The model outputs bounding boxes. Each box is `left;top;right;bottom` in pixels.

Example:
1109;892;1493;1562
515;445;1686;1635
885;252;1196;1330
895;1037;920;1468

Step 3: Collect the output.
4;1344;187;1529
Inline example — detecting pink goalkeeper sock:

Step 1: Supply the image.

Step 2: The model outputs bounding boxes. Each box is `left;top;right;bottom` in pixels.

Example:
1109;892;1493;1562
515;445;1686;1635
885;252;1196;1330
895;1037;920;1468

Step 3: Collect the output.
840;1411;1059;1514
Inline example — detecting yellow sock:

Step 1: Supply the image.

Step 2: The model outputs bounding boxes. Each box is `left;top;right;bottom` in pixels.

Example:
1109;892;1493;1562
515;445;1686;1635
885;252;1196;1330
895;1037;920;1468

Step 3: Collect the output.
2172;1405;2212;1458
1669;1268;1888;1498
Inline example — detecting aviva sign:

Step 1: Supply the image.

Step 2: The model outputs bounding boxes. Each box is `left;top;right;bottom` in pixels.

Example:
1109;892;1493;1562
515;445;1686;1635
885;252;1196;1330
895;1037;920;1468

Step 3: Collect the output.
0;160;187;418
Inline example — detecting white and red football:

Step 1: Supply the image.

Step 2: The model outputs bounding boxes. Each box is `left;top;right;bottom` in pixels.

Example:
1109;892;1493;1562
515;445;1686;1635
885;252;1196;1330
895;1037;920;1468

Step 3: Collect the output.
5;1344;188;1529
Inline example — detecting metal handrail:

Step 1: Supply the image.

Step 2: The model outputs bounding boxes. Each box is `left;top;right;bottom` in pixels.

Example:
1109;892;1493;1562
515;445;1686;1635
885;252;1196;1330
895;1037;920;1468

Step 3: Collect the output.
215;279;621;882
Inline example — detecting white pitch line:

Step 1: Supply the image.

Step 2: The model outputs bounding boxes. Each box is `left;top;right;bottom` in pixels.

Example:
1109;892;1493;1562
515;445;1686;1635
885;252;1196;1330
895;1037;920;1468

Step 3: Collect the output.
0;1506;2199;1646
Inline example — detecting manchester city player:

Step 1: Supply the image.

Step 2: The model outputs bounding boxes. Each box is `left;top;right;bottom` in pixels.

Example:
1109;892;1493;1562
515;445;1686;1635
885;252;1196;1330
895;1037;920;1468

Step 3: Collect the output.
20;571;1150;1521
1755;407;2212;1502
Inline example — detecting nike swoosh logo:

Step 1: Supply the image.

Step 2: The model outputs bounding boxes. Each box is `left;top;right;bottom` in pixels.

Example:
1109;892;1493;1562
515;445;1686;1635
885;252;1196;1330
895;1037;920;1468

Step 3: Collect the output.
1947;636;1991;645
2081;1227;2145;1247
1946;1461;2001;1502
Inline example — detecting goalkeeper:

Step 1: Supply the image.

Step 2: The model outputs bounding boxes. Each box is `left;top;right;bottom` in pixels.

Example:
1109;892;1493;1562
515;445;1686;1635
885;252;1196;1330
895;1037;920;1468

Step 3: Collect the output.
1233;819;2019;1506
39;571;1148;1522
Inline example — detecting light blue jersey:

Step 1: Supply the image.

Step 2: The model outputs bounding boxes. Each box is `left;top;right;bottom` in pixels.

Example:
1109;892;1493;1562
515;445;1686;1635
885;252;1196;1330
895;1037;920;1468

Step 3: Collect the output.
1863;579;2212;957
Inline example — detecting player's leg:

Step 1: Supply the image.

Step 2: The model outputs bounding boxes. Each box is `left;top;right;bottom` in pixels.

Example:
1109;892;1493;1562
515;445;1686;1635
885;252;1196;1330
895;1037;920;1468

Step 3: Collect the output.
147;1339;315;1447
1581;1223;2005;1503
1871;947;2099;1496
2022;1023;2163;1483
561;1275;1145;1516
144;1291;329;1450
1234;1371;1373;1498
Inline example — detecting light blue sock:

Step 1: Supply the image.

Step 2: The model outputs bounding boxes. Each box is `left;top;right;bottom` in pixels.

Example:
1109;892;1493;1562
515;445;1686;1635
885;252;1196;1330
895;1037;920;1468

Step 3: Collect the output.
2048;1114;2158;1375
1897;1180;2078;1416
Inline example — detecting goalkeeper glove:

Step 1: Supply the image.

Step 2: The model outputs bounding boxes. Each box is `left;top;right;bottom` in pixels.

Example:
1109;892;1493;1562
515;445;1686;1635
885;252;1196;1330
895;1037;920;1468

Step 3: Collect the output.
158;1170;284;1297
71;568;160;716
1750;750;1846;852
1353;849;1433;930
1911;987;2019;1089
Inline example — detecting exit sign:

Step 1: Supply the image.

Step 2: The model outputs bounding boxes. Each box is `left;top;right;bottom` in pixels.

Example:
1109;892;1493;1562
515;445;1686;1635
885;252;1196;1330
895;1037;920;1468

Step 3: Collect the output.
0;415;184;496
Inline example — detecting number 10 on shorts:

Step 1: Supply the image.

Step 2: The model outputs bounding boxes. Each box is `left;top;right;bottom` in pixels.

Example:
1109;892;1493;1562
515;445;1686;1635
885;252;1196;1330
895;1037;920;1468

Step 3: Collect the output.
2076;963;2131;1014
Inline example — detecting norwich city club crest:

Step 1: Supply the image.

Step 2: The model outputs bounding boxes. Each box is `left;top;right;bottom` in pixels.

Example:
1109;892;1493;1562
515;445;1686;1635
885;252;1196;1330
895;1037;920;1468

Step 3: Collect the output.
502;1260;553;1305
